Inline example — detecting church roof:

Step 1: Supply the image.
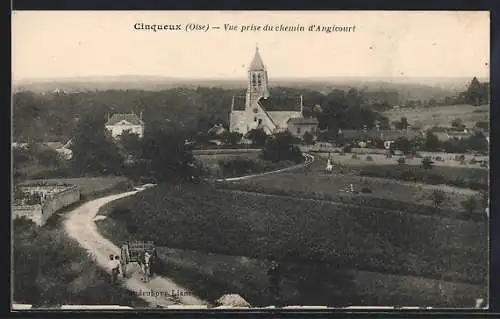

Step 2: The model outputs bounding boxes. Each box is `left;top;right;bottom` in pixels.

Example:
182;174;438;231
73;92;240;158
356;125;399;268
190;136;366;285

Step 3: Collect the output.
258;96;302;112
106;113;144;126
249;47;266;71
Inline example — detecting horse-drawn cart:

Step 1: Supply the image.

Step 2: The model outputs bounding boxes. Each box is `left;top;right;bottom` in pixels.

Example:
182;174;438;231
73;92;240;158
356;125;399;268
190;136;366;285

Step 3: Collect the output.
120;241;155;278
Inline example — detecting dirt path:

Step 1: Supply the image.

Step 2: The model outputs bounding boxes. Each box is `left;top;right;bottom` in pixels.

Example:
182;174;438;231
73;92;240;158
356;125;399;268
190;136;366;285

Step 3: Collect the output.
63;191;208;308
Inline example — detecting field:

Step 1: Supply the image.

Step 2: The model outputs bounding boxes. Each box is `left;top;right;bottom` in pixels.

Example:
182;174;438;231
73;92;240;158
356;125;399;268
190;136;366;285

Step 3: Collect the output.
315;152;489;169
219;156;484;217
19;176;133;198
382;104;489;129
96;183;487;306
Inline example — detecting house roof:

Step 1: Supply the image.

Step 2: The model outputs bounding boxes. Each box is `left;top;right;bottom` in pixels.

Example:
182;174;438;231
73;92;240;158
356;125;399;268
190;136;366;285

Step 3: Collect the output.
249;47;266;71
341;129;421;141
106;113;144;126
342;130;381;139
46;142;64;149
287;117;319;125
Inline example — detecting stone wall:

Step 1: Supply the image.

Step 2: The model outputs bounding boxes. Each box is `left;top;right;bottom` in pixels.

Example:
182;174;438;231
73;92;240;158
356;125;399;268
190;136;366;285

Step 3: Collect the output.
13;184;81;226
40;185;81;225
12;205;43;226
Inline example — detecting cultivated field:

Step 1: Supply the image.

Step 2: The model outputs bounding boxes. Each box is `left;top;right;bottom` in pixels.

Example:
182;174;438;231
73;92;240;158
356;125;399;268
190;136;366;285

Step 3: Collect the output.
314;152;488;169
96;183;487;307
382;104;489;129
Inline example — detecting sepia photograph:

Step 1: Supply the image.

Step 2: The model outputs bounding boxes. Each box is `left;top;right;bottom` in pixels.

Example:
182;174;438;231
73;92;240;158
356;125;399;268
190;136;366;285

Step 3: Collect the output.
11;11;489;310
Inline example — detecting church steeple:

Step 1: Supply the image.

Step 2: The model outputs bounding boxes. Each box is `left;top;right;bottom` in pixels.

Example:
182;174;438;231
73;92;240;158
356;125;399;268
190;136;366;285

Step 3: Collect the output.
246;46;269;109
249;46;266;71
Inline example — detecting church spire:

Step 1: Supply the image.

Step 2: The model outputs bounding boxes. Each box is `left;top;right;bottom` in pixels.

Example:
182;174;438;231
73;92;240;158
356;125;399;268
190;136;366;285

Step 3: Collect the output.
249;46;265;71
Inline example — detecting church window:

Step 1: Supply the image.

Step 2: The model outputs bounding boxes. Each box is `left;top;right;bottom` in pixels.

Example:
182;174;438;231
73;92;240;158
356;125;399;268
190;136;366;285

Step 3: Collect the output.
297;127;301;134
252;74;257;86
254;117;257;122
257;74;262;86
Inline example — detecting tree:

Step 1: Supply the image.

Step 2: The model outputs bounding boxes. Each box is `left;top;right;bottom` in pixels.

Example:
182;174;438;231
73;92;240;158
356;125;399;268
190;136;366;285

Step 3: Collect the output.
245;128;269;147
424;131;441;152
466;132;488;152
141;128;196;183
71;114;124;176
302;131;315;146
400;117;409;130
430;189;446;211
461;196;477;216
391;137;412;155
451;118;464;129
261;131;303;163
35;146;60;167
475;121;489;132
119;130;142;159
421;157;434;171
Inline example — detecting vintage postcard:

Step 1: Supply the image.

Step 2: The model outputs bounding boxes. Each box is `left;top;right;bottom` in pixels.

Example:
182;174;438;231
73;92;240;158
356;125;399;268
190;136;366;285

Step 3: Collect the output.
11;10;489;310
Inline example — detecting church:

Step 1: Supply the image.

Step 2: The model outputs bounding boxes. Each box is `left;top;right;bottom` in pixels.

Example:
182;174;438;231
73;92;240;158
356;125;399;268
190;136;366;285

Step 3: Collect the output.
229;47;306;135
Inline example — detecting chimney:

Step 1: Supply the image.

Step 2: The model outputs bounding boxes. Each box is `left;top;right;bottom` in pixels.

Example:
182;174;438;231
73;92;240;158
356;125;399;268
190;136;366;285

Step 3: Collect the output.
231;96;235;111
140;111;143;120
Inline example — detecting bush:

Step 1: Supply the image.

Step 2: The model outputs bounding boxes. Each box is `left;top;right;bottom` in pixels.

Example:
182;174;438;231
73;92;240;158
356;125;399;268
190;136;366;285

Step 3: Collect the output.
361;187;372;193
366;156;373;161
351;154;359;160
397;157;406;165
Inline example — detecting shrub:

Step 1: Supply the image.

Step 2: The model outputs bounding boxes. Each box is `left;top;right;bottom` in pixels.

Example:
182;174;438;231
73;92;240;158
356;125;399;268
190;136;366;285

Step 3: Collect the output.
427;174;446;185
366;156;373;161
361;187;372;193
397;157;406;165
351;154;358;160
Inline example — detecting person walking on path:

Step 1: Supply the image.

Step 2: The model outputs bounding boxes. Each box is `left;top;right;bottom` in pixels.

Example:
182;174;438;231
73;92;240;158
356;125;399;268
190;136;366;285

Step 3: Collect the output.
108;254;120;284
114;255;125;278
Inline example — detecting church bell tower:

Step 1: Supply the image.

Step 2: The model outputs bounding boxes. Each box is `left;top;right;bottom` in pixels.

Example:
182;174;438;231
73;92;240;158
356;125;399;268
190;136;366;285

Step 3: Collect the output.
246;46;269;109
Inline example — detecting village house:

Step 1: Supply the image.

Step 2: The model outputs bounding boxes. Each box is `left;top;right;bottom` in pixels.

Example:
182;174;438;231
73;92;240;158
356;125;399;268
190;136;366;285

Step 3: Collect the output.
287;117;319;138
229;47;306;135
45;140;73;160
105;112;145;139
340;127;423;148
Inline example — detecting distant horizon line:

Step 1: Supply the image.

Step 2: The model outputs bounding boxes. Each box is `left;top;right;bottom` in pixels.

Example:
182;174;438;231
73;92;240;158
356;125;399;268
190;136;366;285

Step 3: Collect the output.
14;74;490;83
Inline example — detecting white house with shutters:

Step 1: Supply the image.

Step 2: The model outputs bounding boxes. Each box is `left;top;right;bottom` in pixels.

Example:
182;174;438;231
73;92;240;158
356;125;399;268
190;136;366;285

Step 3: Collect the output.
105;112;145;139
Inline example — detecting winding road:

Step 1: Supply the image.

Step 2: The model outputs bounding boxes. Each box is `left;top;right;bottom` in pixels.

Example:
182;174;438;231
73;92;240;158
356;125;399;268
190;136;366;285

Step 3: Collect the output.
64;191;208;307
63;153;315;308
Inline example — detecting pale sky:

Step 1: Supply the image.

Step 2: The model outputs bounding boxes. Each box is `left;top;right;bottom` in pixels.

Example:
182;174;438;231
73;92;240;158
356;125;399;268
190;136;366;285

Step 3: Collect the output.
12;11;490;81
